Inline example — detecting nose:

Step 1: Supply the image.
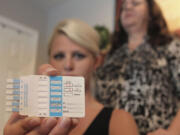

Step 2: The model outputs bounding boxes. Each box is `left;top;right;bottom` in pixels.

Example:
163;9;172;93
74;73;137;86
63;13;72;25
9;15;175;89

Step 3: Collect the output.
64;57;74;72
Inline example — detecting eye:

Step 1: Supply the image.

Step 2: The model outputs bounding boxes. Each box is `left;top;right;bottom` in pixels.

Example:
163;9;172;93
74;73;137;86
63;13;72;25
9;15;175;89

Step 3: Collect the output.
132;1;140;6
121;1;126;9
73;52;86;60
132;0;142;6
121;0;141;9
53;52;65;60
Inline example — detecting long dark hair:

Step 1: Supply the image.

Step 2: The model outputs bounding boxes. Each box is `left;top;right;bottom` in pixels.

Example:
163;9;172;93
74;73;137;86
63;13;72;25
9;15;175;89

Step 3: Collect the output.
110;0;172;54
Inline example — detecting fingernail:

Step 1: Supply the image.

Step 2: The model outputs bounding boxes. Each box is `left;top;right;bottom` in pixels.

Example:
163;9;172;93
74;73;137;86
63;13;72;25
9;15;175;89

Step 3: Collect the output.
46;67;57;72
45;117;57;127
29;117;41;126
59;117;71;128
72;118;79;125
42;67;57;75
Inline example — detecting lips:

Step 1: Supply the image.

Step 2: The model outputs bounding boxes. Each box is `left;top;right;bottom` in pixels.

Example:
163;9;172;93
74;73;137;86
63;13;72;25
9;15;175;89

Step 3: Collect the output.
124;12;133;18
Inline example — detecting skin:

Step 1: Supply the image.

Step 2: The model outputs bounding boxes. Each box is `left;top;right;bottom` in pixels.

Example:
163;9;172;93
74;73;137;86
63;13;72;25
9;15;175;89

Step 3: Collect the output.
121;0;149;31
3;104;78;135
167;110;180;135
147;129;170;135
120;0;149;51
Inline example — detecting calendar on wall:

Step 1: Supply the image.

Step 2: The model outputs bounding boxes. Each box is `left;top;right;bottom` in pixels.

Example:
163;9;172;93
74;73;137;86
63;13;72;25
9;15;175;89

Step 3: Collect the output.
0;15;39;133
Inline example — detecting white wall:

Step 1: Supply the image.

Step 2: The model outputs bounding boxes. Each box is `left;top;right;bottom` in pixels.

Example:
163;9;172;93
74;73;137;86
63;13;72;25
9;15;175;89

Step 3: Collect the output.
47;0;115;40
0;0;49;67
0;0;48;133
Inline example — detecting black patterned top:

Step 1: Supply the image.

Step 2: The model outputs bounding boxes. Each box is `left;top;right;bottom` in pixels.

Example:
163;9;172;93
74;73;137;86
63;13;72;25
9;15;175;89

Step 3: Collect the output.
95;38;180;135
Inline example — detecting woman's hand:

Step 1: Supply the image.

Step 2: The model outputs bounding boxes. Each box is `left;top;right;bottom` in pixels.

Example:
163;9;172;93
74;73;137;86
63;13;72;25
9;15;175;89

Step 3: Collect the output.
37;64;58;76
4;112;78;135
4;64;79;135
26;117;78;135
3;112;41;135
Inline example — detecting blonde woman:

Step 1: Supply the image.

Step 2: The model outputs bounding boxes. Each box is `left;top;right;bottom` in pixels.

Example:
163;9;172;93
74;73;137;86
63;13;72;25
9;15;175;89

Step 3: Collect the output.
4;19;139;135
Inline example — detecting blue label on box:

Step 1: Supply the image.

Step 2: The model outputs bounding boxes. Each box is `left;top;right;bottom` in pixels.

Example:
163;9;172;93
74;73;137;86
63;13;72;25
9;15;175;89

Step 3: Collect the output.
49;76;63;117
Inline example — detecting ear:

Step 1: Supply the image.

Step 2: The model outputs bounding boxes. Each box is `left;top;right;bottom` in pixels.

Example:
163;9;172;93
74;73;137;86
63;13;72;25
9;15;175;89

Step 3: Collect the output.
94;54;104;70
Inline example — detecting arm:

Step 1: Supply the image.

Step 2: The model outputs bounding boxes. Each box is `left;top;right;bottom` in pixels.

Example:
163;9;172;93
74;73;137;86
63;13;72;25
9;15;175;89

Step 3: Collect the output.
109;109;139;135
146;113;180;135
147;129;170;135
168;39;180;98
167;110;180;135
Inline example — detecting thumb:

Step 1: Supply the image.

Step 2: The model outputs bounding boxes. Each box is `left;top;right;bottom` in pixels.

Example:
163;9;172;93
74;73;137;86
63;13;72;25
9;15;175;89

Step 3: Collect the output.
37;64;58;76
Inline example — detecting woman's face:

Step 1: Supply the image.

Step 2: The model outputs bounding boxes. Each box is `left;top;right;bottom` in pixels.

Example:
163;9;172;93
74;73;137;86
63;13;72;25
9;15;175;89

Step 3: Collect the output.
49;34;98;83
120;0;149;31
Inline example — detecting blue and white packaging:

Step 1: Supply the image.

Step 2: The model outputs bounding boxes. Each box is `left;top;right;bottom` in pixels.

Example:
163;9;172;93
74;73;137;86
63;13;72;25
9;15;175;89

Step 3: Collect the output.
6;75;85;117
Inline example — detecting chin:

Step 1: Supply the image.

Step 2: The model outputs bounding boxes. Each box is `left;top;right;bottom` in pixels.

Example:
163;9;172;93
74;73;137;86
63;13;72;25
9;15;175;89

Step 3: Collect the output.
123;22;136;29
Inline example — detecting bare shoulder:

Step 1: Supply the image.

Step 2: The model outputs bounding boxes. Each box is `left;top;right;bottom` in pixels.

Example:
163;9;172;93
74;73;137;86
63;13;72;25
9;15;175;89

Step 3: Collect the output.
109;109;139;135
111;109;135;122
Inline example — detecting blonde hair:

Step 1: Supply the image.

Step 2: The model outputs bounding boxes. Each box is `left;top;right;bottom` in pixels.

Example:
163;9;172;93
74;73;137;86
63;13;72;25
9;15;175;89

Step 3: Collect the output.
48;19;100;56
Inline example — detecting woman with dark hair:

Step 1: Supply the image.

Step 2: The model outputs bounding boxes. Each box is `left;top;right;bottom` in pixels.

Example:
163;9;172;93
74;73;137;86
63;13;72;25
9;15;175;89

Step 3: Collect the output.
111;0;172;55
95;0;180;134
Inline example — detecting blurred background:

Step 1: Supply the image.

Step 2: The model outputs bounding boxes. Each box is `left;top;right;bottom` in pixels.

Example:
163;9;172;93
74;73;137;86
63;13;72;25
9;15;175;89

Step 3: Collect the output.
0;0;179;134
0;0;115;133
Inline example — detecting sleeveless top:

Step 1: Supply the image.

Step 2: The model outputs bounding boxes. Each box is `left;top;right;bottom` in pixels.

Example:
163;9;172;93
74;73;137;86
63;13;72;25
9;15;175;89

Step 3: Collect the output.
83;107;113;135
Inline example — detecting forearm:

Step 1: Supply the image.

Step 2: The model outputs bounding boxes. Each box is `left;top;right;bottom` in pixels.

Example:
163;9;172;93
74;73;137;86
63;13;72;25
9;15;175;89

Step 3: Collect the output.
168;110;180;135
